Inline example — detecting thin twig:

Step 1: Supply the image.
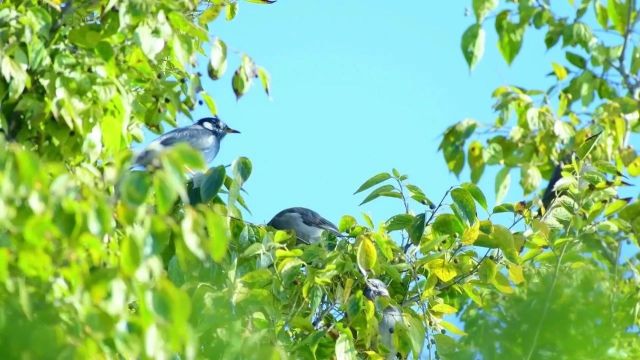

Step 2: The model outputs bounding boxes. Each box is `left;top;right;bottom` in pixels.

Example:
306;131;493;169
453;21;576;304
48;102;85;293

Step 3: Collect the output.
615;0;639;95
403;187;453;253
436;249;492;292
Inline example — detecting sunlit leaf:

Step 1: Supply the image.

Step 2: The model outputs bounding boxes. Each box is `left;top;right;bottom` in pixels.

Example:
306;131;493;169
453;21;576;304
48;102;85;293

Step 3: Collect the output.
428;259;457;282
208;38;228;80
461;182;488;211
354;172;391;194
357;236;377;272
200;165;226;202
335;329;357;360
431;303;458;314
495;10;525;65
461;24;485;70
232;156;252;185
432;214;464;235
495;167;511;204
472;0;498;22
440;320;467;336
451;188;477;224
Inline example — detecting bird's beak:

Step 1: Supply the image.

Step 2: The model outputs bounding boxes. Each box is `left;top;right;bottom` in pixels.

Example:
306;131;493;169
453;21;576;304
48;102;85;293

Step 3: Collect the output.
225;127;240;134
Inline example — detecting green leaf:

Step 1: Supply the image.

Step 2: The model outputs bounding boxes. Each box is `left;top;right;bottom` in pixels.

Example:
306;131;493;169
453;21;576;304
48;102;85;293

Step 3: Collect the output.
462;220;480;245
461;182;488;211
206;211;229;262
440;319;467;336
232;156;252;185
386;214;414;231
467;140;485;183
120;236;141;276
432;214;465;236
551;62;568;80
607;0;629;34
232;67;250;100
335;330;357;360
354;172;391;194
431;303;458;314
495;167;511;204
461;24;485;70
493;203;515;213
631;46;640;75
492;224;519;263
200;165;226;202
208;38;227;80
359;184;395;205
200;92;218;115
594;1;609;28
405;314;425;358
357;236;377;272
68;25;102;48
427;259;457;282
257;67;271;96
566;51;587;69
226;2;238;21
135;24;165;60
520;165;542;195
495;10;525;65
155;173;178;214
508;264;525;284
121;172;152;207
199;3;224;25
338;215;357;232
576;132;601;159
451;188;477;224
409;213;426;245
627;156;640;177
472;0;499;22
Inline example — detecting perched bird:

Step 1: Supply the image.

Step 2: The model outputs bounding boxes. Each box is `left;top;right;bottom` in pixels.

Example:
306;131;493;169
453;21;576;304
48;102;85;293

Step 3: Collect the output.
364;279;402;359
364;278;390;300
131;116;239;169
267;207;342;244
379;306;403;359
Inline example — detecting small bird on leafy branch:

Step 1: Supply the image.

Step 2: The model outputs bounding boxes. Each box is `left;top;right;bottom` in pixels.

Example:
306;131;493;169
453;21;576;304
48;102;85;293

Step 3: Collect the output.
131;116;240;170
267;207;344;244
364;278;404;359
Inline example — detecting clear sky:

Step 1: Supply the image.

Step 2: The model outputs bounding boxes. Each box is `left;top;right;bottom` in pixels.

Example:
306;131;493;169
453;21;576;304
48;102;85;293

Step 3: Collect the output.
181;1;561;226
140;2;636;231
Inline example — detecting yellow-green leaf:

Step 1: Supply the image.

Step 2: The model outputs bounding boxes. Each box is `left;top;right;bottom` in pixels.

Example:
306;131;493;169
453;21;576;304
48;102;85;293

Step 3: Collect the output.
427;259;457;282
440;320;467;336
508;264;525;285
462;220;480;245
357;236;377;271
431;303;458;314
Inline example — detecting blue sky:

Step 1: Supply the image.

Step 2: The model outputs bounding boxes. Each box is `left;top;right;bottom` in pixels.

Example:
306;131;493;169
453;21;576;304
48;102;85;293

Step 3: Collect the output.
185;1;561;225
138;2;638;235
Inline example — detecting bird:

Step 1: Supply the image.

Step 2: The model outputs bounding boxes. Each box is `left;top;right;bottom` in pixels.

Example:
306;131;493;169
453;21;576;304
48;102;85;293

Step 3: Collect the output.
364;278;390;300
363;278;402;359
131;116;239;170
267;207;343;244
379;306;403;359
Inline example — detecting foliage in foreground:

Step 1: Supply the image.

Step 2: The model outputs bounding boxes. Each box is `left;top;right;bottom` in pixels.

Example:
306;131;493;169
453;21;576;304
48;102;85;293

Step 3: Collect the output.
0;0;639;359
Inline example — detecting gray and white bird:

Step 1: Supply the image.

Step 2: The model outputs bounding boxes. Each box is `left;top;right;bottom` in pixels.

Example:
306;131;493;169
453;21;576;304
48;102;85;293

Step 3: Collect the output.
131;116;239;169
267;207;343;244
364;278;390;300
364;279;403;359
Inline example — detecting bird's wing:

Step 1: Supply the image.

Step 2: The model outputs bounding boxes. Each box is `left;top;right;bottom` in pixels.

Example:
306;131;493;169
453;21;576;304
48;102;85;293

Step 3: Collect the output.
155;126;214;151
294;207;342;236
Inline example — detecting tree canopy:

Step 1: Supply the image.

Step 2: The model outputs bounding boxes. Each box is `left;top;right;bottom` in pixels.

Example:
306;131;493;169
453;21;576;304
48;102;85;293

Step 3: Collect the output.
0;0;638;359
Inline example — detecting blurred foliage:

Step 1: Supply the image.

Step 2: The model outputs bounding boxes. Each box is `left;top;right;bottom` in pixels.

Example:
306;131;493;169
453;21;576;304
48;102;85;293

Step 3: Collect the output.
0;0;639;359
